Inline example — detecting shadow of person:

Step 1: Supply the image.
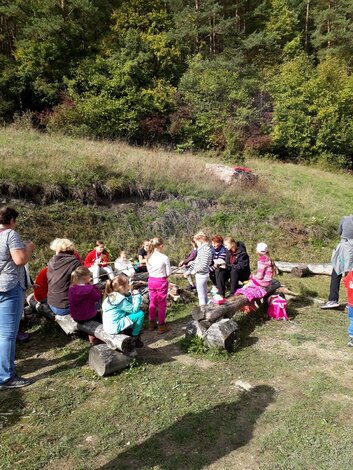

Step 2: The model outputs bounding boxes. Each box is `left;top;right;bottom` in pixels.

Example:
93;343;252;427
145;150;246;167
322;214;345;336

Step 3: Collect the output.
98;384;276;470
0;388;25;430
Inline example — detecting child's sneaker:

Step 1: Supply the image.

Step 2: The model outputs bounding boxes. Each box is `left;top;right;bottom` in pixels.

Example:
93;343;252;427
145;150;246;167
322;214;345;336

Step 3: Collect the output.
348;337;353;347
149;321;157;331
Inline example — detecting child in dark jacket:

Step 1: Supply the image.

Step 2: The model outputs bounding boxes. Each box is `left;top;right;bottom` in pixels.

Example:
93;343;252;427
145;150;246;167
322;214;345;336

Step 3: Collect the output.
178;239;197;290
224;237;251;295
69;266;102;344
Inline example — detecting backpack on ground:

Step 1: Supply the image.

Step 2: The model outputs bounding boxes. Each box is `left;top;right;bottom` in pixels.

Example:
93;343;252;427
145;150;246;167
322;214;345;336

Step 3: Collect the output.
267;295;288;321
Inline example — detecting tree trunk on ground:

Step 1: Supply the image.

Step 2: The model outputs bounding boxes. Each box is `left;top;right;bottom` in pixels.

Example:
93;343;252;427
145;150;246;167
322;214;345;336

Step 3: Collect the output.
203;319;240;352
290;266;311;277
77;321;135;354
37;303;135;353
192;280;281;323
89;344;133;376
275;262;332;275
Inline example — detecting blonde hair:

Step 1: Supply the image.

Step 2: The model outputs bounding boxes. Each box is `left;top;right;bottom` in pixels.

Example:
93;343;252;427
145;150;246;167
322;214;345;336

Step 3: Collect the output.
50;238;75;253
104;274;129;297
224;236;236;250
71;266;91;285
146;237;164;260
194;231;209;243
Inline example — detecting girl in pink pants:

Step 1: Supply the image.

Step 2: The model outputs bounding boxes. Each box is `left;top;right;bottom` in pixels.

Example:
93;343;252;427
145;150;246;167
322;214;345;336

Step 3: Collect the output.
146;237;171;334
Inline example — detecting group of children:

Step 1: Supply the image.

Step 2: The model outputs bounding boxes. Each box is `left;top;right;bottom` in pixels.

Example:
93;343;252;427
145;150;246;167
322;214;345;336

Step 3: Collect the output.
28;234;276;347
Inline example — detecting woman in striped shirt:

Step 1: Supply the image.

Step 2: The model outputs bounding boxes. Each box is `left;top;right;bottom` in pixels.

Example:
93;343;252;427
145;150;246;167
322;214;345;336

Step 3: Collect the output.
185;231;212;306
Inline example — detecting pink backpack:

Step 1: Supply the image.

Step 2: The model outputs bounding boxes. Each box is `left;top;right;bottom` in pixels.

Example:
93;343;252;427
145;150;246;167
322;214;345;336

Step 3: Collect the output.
267;295;288;321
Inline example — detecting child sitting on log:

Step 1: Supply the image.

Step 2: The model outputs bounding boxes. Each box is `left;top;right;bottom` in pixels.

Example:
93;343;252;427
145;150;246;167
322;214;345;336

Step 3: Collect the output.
135;240;149;272
114;251;135;278
248;242;275;288
178;239;197;290
69;266;102;345
102;274;144;348
84;240;115;285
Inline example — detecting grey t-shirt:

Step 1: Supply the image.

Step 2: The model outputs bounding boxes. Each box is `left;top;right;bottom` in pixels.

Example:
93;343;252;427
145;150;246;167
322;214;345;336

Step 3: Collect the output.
0;229;25;292
338;216;353;240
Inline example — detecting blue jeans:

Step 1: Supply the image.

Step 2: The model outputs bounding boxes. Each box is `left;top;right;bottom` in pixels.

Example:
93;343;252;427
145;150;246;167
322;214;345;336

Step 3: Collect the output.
49;305;70;315
0;283;24;384
348;306;353;337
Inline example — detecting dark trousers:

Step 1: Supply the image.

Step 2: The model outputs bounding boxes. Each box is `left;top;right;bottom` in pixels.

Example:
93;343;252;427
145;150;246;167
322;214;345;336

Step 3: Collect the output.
229;269;250;295
328;268;342;302
215;269;228;297
212;268;250;297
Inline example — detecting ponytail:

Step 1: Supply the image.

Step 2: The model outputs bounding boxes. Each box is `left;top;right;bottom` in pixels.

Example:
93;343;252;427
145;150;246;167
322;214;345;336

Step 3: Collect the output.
146;237;164;261
104;274;129;299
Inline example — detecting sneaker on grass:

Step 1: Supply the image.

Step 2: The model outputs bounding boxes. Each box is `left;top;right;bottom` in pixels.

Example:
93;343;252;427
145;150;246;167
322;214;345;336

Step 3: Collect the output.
320;301;340;309
0;376;32;390
348;337;353;347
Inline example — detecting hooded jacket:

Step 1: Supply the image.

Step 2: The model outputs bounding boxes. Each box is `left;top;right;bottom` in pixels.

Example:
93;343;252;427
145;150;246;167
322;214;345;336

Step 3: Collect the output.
68;284;101;321
47;253;82;309
225;242;250;276
102;292;142;335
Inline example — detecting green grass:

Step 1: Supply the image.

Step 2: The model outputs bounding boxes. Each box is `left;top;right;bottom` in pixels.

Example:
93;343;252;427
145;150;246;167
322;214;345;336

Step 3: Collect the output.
2;128;353;469
2;275;353;469
1;126;351;265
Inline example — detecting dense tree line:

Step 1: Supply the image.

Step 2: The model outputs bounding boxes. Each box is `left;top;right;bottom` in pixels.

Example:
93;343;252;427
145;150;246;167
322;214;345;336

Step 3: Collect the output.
1;0;353;167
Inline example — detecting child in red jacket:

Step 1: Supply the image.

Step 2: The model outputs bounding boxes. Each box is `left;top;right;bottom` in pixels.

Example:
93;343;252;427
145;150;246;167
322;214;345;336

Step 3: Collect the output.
343;269;353;347
84;240;115;285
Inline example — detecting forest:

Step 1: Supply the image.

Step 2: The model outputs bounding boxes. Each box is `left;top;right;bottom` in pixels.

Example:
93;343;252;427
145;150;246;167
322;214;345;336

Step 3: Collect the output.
1;0;353;168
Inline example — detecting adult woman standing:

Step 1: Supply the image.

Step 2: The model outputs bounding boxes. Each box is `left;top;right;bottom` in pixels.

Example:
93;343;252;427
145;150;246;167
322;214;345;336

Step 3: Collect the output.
0;207;35;389
47;238;82;315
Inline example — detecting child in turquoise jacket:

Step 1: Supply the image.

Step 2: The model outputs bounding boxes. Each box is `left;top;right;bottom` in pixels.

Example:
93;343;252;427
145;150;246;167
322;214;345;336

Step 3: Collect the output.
102;274;144;348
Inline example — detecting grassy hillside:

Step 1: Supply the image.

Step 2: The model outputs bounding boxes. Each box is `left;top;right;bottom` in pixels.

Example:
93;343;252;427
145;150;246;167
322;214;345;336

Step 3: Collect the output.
1;126;351;270
1;128;353;469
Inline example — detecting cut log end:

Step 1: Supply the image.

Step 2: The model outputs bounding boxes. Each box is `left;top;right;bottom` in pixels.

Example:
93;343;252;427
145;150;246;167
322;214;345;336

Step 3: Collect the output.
89;344;133;376
203;319;240;352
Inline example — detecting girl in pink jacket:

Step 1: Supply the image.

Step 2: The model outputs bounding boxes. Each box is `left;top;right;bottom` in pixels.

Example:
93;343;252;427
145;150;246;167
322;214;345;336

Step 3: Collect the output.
249;242;275;288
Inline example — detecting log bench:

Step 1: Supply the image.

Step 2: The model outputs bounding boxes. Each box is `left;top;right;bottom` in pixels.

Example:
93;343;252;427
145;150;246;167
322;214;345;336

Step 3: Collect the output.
186;280;282;352
275;261;332;276
33;301;136;376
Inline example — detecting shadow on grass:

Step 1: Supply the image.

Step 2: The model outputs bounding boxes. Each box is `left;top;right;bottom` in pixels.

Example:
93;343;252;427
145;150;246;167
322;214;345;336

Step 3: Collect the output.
0;388;25;430
99;384;276;470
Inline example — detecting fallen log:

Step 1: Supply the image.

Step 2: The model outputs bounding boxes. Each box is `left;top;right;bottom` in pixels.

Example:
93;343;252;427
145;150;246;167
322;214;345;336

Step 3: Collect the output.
203;319;240;352
76;321;135;354
290;266;311;278
192;280;281;323
275;261;332;276
89;344;133;376
36;303;135;354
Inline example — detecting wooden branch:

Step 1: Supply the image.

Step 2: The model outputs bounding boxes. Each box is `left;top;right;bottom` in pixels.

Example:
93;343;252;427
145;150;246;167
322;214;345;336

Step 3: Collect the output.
89;344;133;376
275;261;332;276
